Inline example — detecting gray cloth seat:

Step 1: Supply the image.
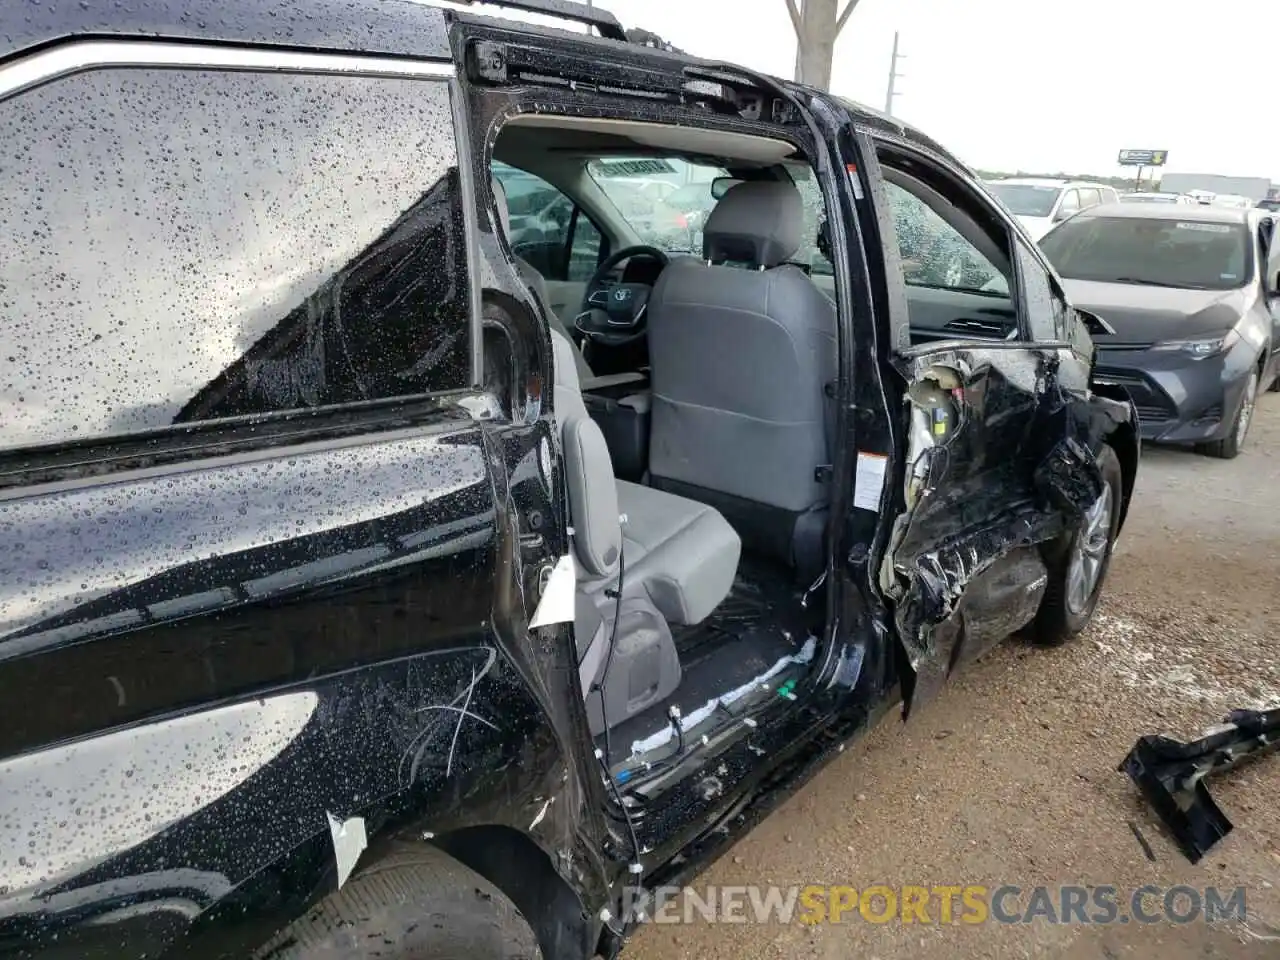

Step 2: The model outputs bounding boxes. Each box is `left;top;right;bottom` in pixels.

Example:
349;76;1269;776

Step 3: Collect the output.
644;179;837;570
608;478;741;625
551;328;740;626
551;327;740;734
491;177;593;382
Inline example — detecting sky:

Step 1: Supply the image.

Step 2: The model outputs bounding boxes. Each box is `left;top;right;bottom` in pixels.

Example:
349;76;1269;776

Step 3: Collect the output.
468;0;1278;182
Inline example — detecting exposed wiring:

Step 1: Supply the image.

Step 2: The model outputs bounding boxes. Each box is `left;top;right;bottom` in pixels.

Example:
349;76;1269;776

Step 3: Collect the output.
588;526;644;875
592;542;626;770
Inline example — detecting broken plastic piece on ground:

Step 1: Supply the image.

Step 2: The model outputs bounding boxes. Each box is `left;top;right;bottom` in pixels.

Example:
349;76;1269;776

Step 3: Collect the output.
1118;706;1280;863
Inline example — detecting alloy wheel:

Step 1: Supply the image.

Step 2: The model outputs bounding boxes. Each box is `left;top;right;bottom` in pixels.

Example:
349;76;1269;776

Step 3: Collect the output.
1066;484;1113;616
1235;370;1258;449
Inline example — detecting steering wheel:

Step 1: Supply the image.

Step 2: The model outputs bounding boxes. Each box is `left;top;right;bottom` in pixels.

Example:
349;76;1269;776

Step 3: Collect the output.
574;245;670;346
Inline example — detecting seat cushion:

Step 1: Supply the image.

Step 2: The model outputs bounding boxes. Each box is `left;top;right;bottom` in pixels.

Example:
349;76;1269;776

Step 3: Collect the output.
613;480;741;625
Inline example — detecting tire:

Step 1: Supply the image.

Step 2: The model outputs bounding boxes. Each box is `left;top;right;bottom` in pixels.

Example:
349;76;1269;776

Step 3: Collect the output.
255;843;542;960
1197;368;1259;460
1268;368;1280;393
1029;444;1123;646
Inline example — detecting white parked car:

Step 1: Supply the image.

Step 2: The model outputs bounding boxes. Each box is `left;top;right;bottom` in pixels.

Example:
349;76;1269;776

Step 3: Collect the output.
984;177;1121;241
1119;191;1195;205
1211;193;1253;210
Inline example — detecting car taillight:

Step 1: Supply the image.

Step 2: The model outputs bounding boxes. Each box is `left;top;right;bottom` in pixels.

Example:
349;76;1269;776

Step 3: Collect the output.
674;213;688;227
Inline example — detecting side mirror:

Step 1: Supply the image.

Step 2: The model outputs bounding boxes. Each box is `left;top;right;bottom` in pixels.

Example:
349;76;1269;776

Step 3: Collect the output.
711;177;742;201
1076;308;1116;336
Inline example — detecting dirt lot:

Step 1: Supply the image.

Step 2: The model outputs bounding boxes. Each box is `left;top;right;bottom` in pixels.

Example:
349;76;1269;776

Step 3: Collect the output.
629;393;1280;960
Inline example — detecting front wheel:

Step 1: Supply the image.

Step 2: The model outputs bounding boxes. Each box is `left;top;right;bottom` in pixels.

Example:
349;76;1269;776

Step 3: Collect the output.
1198;368;1258;459
1030;444;1123;646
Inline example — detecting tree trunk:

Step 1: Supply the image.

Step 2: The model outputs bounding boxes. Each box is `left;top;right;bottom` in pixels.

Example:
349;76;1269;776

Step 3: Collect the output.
788;0;858;90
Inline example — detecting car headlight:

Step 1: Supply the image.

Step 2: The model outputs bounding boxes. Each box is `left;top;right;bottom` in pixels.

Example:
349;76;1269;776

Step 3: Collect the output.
1151;330;1239;359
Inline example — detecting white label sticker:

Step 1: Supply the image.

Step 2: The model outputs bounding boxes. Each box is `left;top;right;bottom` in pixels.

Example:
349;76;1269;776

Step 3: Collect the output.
530;553;576;628
326;813;368;889
1175;222;1231;233
848;167;864;200
853;452;889;512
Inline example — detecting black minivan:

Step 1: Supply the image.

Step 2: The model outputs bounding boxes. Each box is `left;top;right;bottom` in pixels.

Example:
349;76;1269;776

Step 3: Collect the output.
0;2;1140;958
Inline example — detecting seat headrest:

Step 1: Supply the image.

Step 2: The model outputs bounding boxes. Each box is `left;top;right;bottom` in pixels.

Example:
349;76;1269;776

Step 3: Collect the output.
702;180;803;267
491;176;511;238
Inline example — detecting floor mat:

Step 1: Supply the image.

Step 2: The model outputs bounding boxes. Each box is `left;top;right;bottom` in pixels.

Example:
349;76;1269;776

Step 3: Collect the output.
602;557;814;758
673;557;812;666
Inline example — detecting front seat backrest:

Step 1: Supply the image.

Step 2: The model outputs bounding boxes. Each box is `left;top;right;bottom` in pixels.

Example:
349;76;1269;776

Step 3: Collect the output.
645;180;837;561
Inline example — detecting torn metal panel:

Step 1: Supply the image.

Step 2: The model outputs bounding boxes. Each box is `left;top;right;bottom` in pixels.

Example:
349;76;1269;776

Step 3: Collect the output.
1119;707;1280;863
880;346;1071;717
891;514;1054;711
1033;436;1105;521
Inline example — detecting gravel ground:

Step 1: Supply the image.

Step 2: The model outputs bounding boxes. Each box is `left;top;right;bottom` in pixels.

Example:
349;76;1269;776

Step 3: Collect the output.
627;393;1280;960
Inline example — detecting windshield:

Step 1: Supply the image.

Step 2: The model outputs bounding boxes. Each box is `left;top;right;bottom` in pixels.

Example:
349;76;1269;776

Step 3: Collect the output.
587;157;834;274
588;157;724;257
1039;215;1251;290
985;183;1062;217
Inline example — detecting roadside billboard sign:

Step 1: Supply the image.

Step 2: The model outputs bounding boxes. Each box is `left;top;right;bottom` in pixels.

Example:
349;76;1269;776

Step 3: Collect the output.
1117;149;1169;166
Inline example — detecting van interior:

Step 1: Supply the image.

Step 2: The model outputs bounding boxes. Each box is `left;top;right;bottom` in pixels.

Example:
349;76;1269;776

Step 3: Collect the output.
490;115;839;794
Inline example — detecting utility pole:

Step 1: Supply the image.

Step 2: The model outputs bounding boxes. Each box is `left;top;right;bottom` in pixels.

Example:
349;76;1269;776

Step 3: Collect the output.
784;0;863;91
884;31;905;115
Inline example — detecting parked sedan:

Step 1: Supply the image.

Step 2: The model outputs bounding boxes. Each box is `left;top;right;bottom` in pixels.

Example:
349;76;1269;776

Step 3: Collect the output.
1040;203;1280;458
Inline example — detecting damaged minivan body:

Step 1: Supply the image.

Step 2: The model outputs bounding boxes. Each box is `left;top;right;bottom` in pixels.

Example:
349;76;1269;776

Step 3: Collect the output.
0;2;1139;958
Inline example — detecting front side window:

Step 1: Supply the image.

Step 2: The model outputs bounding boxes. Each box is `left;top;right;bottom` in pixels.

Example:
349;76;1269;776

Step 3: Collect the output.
491;162;603;282
986;183;1062;218
884;182;1007;295
1040;216;1251;290
1058;190;1081;217
0;69;470;452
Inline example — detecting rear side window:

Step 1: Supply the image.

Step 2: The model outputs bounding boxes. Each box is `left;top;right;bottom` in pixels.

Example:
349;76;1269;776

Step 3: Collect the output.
0;68;470;453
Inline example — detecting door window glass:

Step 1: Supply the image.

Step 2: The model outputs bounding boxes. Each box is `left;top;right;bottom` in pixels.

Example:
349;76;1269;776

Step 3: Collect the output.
884;181;1007;296
1080;188;1102;208
1058;190;1081;217
0;69;470;452
492;162;602;281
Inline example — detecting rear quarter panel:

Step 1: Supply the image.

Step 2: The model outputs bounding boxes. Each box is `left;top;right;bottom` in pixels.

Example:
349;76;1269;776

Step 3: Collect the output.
0;409;599;958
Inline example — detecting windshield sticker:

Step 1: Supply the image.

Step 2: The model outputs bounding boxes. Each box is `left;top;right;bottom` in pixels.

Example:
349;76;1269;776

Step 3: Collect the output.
1221;273;1238;280
1175;222;1232;233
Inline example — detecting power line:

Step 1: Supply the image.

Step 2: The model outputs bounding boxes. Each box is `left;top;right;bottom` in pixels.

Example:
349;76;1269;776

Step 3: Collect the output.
884;30;905;115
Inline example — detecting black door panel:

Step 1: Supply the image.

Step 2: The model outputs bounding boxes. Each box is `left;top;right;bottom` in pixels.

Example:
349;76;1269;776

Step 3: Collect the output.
905;286;1018;344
